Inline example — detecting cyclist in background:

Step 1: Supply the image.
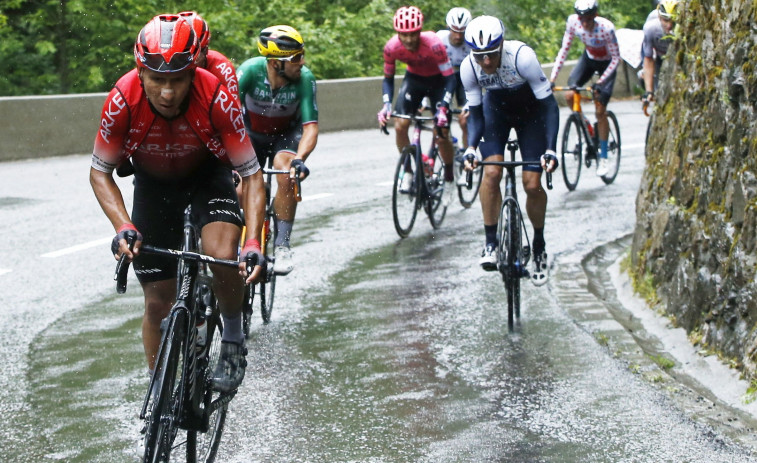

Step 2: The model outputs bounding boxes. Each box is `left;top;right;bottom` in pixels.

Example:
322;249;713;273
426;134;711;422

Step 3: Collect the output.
179;11;240;103
640;0;679;110
90;15;266;393
461;16;559;286
436;7;472;151
237;25;317;276
549;0;620;177
377;6;457;206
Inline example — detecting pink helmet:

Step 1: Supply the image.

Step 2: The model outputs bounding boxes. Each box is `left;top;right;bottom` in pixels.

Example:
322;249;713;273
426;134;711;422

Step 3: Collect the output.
393;6;423;33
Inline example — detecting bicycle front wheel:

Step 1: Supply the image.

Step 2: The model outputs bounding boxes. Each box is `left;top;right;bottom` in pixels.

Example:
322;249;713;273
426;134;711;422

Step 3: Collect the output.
561;114;584;191
260;208;277;324
392;146;420;238
600;111;621;184
186;312;228;463
143;313;185;463
455;149;482;208
425;147;447;229
498;199;522;332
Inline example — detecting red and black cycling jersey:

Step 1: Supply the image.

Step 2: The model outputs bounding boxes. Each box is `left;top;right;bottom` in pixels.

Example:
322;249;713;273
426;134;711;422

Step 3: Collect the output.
205;49;240;103
91;67;259;181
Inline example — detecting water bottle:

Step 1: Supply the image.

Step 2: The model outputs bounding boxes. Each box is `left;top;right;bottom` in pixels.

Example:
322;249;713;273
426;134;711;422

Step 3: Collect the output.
422;153;434;177
196;314;207;354
584;116;595;138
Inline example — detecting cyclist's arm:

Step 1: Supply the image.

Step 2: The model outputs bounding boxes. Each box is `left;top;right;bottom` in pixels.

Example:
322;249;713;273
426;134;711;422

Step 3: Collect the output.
90;167;132;234
382;43;396;104
597;27;621;84
515;45;560;152
643;56;656;96
550;17;575;82
296;71;318;161
297;122;318;161
460;57;483;149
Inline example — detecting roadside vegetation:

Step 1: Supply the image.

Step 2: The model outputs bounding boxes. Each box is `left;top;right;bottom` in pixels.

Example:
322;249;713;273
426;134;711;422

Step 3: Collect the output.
0;0;650;96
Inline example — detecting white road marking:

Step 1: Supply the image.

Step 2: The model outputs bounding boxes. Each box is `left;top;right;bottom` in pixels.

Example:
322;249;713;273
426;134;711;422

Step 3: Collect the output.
0;269;11;276
41;237;112;258
302;193;334;201
376;181;394;187
39;193;337;259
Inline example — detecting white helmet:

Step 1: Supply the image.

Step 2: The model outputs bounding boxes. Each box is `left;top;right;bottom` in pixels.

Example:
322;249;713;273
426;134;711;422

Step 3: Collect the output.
574;0;598;16
446;7;472;32
464;15;505;51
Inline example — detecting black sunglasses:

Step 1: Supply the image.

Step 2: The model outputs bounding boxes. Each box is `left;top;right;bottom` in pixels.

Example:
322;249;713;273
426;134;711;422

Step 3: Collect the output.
472;50;501;62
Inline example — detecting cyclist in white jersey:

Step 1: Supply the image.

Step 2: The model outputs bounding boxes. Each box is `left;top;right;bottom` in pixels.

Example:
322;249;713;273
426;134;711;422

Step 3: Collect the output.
460;16;559;286
550;0;620;177
640;0;679;110
436;7;472;150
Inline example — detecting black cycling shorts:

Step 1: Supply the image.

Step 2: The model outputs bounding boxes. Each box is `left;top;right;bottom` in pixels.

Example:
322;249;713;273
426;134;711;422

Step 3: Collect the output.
131;160;243;283
394;72;447;116
568;51;617;106
248;126;301;168
479;86;547;173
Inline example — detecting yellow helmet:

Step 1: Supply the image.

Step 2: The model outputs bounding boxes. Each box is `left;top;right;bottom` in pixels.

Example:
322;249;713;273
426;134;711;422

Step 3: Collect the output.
657;0;679;20
258;25;304;58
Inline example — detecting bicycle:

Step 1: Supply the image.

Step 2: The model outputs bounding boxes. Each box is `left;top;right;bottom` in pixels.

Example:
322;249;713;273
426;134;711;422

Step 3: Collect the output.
465;138;553;331
450;110;483;209
382;113;449;238
241;163;302;331
554;85;621;190
115;206;256;463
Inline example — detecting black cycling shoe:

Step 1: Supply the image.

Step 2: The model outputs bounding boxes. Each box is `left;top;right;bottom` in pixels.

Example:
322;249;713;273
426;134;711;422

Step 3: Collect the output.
211;340;248;393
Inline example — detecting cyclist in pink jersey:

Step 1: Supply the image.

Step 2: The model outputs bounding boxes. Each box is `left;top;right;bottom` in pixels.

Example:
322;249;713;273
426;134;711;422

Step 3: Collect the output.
377;6;458;206
90;15;265;393
549;0;620;177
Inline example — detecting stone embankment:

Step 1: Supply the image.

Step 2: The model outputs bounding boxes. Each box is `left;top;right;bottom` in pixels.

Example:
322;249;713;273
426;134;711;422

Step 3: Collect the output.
631;0;757;384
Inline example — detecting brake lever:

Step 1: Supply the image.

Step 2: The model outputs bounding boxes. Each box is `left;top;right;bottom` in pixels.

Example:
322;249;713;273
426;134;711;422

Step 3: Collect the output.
114;233;136;294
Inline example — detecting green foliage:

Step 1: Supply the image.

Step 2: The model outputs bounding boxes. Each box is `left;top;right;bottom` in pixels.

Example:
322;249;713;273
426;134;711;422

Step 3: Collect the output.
0;0;654;95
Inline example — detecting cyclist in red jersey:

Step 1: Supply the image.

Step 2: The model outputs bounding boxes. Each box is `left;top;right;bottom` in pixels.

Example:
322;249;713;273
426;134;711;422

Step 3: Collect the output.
179;11;240;103
377;6;458;206
89;14;266;393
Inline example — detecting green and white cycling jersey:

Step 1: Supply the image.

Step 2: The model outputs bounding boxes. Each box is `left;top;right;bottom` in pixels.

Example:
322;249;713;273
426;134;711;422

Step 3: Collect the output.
237;56;318;136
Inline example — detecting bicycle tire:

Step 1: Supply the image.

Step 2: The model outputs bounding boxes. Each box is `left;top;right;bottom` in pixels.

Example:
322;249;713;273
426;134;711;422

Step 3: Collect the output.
560;113;584;191
600;111;622;185
260;205;277;324
498;199;521;332
143;312;185;463
455;149;482;208
392;146;420;238
186;311;228;463
426;146;447;229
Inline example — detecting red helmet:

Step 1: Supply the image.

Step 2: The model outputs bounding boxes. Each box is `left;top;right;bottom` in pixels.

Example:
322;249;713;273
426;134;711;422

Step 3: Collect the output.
134;14;198;73
178;11;211;49
393;6;423;33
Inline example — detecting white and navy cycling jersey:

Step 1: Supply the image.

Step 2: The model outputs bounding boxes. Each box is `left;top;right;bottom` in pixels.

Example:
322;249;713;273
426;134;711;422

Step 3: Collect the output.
460;40;559;166
642;10;671;60
436;29;472;69
460;40;553;107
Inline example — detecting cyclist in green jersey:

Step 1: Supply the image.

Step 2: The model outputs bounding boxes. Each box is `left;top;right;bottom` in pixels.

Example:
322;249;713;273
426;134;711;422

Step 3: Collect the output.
237;25;318;276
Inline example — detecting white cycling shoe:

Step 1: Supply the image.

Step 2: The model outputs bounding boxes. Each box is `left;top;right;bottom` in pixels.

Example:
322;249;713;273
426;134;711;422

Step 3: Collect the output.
596;158;609;177
531;251;549;286
273;246;294;275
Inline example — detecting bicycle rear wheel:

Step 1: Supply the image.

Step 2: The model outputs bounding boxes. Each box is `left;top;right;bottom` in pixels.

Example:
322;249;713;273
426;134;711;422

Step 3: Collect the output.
259;207;277;324
426;146;447;229
143;313;185;463
186;311;228;463
498;199;521;332
600;111;621;184
392;146;420;238
560;113;584;191
455;149;482;208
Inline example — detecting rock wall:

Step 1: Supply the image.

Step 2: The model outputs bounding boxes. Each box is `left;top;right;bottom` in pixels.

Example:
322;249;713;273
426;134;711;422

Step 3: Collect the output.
631;0;757;380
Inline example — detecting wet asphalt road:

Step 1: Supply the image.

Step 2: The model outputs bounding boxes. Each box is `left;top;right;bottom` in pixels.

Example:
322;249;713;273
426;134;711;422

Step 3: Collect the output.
1;100;755;462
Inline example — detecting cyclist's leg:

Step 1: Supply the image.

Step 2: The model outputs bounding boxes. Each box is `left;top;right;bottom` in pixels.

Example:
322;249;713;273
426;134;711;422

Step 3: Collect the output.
517;118;550;285
393;76;422;153
194;163;245;337
428;76;454;181
131;174;187;371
